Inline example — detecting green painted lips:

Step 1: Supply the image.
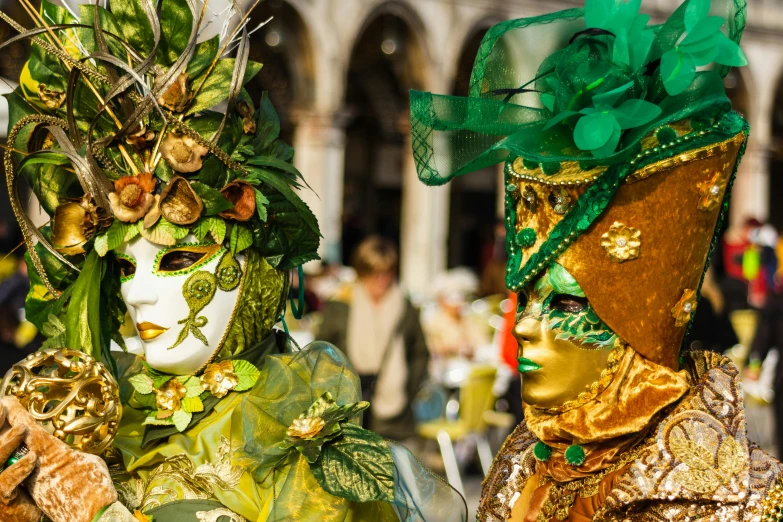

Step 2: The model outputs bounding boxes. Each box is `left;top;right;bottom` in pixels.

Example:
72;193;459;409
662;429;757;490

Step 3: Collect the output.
517;357;542;374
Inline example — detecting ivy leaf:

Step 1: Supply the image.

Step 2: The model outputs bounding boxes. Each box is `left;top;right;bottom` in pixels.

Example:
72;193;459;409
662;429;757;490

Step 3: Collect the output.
191;182;233;216
230;224;254;255
140;217;189;246
129;374;154;395
40;314;66;350
172;409;193;432
612;99;662;130
233;360;261;392
97;220;141;256
310;423;395;503
179;375;203;398
193;217;226;244
187;36;219;79
661;49;696;96
181;396;204;414
187;59;263;116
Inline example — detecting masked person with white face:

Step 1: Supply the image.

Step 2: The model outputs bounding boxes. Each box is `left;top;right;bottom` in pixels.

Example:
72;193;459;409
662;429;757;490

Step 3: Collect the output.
0;1;467;521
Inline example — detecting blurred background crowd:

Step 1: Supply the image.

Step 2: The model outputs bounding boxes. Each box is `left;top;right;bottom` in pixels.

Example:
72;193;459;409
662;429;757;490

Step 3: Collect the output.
2;0;783;516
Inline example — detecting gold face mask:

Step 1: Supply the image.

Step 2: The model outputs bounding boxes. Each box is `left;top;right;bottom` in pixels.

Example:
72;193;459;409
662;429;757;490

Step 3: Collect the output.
513;263;618;409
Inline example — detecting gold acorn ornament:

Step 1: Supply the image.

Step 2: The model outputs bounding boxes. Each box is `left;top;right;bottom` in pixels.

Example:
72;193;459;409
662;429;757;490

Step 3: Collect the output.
0;349;122;456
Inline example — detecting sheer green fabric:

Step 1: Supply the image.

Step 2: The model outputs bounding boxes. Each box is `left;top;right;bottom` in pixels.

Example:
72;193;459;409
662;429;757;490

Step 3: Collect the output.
410;0;747;185
237;343;467;522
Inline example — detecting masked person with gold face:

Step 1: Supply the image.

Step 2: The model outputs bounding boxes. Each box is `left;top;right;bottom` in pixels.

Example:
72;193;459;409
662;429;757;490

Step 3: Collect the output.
410;0;783;519
0;1;467;521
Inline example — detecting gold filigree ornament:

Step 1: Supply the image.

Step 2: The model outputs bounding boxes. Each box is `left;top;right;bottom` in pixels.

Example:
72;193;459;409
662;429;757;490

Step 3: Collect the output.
0;348;121;454
600;221;641;263
669;434;746;495
672;289;698;327
697;170;728;212
761;480;783;521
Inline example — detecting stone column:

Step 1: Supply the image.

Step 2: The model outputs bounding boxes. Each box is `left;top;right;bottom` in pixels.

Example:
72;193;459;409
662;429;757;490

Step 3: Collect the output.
399;116;450;299
292;110;349;264
730;144;770;225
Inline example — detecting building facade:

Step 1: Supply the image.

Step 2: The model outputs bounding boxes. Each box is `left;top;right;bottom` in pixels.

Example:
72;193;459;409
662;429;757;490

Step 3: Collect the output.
2;0;782;292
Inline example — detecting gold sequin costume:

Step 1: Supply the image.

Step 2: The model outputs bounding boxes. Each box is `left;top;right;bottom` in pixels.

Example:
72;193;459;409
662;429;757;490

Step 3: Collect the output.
480;351;783;521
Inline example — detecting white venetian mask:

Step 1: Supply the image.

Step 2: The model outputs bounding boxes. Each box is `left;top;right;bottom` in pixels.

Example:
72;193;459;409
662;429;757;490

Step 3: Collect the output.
116;235;243;375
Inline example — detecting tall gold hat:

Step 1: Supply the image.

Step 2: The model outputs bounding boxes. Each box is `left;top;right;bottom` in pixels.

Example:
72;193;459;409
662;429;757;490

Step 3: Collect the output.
410;0;749;368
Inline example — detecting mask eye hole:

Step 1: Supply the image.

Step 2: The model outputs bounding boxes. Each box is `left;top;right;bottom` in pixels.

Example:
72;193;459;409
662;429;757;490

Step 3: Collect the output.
159;250;207;272
551;294;588;314
517;290;529;313
115;255;136;281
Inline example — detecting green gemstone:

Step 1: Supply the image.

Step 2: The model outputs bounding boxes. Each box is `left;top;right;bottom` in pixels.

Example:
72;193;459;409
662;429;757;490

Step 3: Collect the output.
516;228;536;248
541;161;561;175
533;441;552;462
565;444;586;467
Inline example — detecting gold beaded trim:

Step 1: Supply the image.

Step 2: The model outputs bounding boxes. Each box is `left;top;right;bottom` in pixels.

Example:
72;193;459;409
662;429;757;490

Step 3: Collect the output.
536;440;645;522
761;480;783;521
507;157;607;186
626;129;745;184
539;340;628;415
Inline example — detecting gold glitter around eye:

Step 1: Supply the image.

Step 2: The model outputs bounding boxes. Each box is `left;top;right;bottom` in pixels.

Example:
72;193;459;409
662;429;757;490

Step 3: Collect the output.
154;242;223;277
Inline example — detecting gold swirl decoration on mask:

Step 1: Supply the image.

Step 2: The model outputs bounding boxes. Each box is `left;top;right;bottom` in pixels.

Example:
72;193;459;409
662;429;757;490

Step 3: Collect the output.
0;348;121;454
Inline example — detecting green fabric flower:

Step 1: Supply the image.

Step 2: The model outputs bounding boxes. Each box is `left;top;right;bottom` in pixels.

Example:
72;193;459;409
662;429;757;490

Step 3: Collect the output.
584;0;654;70
661;0;747;95
545;82;661;157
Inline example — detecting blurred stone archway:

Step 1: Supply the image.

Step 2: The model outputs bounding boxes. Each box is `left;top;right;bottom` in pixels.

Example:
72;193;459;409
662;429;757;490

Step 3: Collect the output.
341;5;429;266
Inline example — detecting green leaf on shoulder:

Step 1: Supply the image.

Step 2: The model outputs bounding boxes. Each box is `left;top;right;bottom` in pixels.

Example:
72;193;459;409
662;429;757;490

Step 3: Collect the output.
129;373;155;395
310;423;395;503
232;360;260;391
181;396;204;414
171;409;193;432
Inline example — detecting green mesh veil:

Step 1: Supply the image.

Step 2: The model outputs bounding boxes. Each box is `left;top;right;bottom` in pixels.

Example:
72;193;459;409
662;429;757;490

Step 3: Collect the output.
410;0;747;185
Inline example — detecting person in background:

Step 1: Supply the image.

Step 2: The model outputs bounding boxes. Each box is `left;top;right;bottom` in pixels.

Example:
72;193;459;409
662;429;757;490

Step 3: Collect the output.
748;277;783;457
423;268;488;360
721;217;760;311
318;236;430;441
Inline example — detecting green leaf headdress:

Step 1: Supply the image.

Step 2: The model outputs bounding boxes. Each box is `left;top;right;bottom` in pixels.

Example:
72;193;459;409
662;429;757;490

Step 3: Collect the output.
1;0;321;367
